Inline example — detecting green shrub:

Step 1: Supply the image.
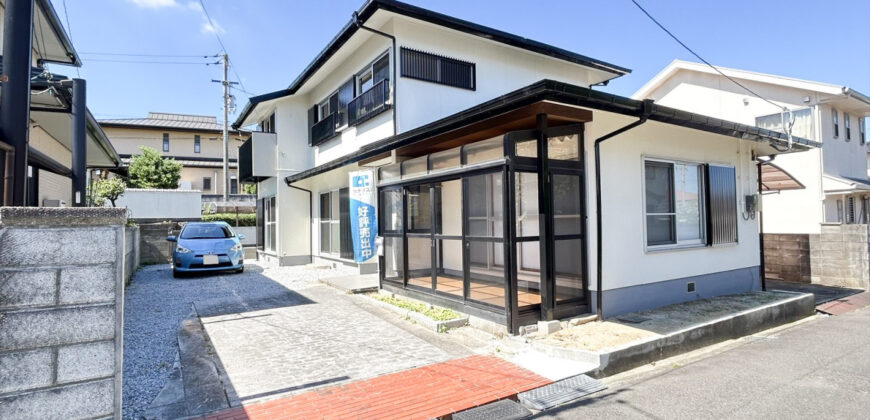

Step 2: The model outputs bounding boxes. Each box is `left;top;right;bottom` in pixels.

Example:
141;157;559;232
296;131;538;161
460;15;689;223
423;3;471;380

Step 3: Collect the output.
371;294;461;321
201;212;257;227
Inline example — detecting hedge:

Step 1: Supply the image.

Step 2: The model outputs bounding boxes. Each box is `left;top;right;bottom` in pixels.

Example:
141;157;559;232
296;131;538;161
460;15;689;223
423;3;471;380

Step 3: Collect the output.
202;212;257;227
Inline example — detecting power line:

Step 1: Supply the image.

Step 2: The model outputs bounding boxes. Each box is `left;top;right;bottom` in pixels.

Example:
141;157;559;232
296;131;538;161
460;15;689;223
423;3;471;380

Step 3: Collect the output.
80;51;214;58
61;0;80;77
629;0;786;112
85;58;220;65
197;0;250;95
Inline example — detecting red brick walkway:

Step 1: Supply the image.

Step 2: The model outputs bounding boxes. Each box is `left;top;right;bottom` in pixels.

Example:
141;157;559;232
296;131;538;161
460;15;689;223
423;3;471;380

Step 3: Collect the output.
202;355;549;420
817;291;870;315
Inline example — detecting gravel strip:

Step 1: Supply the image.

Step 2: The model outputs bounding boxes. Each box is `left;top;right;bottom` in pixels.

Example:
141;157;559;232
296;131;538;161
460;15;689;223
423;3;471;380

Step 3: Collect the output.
122;261;359;419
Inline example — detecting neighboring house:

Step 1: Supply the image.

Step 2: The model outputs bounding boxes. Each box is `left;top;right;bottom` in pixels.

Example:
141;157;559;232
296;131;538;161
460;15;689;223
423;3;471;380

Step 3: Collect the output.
633;60;870;288
0;0;121;207
100;112;250;196
235;0;816;333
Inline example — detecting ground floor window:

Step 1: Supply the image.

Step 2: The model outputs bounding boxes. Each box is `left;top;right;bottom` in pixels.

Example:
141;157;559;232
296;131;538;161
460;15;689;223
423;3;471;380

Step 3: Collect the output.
265;196;276;252
644;159;704;248
319;189;353;259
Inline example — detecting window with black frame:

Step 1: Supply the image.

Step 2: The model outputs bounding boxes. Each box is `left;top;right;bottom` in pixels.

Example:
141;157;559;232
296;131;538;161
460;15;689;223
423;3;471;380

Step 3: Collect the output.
465;172;506;308
380;188;404;283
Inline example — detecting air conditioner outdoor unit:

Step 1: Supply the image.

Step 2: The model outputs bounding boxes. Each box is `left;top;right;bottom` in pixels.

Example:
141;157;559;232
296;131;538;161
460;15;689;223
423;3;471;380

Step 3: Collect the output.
43;199;67;207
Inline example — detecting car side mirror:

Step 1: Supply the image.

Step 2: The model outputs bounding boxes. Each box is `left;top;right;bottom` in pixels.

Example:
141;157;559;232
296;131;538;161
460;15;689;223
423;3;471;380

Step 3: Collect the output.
166;235;177;242
237;234;246;240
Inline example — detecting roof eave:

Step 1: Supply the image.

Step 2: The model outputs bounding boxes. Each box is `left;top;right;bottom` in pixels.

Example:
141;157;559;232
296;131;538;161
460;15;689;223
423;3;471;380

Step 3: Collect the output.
35;0;82;67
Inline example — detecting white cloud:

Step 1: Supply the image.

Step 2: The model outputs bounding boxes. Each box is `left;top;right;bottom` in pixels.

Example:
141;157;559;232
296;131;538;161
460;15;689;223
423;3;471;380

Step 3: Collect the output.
127;0;178;8
186;1;225;35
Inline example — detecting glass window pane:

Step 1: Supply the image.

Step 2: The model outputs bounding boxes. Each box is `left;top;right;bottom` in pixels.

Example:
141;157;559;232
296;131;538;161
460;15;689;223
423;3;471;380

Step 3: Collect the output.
320;221;330;253
402;156;428;177
554;239;584;303
268;197;276;222
647;215;675;246
516;241;541;308
464;136;504;165
320;193;331;219
380;189;403;232
373;54;390;84
515;139;537;158
466;173;503;237
676;164;702;242
383;237;404;283
552;174;582;235
515;172;539;237
380;163;401;181
645;161;674;213
548;134;579;161
330;222;340;254
407;185;431;231
430;147;460;170
435;179;462;236
468;241;505;308
435;239;463;297
406;237;432;289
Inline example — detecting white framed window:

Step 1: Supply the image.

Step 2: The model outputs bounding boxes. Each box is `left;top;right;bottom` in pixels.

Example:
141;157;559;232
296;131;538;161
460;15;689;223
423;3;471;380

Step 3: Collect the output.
832;109;839;138
356;52;390;94
860;117;867;145
265;196;277;252
643;158;705;249
846;196;856;224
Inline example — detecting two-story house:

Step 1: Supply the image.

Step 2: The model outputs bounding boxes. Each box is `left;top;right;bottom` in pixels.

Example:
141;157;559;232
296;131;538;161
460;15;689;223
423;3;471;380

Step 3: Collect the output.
0;0;121;207
235;0;817;333
100;112;250;196
634;60;870;288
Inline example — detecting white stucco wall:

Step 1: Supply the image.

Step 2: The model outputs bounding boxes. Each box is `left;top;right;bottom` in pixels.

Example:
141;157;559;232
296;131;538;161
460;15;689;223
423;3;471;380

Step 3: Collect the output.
586;113;761;292
818;104;870;180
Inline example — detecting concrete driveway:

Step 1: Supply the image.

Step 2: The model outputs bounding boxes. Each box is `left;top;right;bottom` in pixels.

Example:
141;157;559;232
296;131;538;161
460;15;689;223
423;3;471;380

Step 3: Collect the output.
123;262;470;419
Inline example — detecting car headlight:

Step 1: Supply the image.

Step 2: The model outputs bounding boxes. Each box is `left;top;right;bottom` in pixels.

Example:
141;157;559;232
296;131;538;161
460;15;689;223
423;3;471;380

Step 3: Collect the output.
176;245;191;254
230;242;242;252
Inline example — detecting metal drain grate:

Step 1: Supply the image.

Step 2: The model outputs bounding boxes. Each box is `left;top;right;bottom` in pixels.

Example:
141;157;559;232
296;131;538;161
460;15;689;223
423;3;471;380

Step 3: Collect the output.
452;399;531;420
518;374;606;411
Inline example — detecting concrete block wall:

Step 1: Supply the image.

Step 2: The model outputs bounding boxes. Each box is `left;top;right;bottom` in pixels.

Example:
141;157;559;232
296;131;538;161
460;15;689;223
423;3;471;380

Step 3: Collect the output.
809;224;870;290
124;226;140;285
138;222;181;264
0;207;127;420
763;234;811;283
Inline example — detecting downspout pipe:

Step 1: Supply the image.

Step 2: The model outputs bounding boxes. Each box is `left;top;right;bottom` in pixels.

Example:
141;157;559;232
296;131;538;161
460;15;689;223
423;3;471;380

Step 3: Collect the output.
353;11;398;137
756;155;775;292
594;99;654;321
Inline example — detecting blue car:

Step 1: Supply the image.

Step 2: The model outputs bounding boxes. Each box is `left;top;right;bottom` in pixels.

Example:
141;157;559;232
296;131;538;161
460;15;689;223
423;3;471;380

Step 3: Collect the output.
167;222;245;278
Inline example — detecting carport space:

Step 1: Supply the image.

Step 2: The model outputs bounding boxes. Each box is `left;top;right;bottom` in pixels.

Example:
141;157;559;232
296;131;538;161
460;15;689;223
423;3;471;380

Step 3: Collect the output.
123;262;467;419
197;276;462;406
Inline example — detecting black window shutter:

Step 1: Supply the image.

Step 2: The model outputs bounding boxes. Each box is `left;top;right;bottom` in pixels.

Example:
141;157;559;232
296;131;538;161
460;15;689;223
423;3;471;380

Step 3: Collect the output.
307;105;318;146
337;78;355;127
706;164;738;245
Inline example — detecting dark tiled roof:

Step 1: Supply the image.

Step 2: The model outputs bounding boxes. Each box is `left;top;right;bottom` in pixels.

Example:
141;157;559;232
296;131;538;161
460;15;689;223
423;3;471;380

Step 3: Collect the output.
101;112;247;133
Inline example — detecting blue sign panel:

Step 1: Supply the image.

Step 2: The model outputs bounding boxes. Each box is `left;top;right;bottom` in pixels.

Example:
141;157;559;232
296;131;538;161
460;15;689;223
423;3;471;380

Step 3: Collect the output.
349;170;378;262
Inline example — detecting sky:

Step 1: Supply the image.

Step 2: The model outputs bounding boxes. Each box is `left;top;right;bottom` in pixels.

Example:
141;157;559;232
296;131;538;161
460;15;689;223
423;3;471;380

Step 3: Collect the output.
50;0;870;124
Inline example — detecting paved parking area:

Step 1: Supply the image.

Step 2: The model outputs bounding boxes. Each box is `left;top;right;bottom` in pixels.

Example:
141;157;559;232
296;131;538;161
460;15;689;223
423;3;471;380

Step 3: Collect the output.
123;261;469;418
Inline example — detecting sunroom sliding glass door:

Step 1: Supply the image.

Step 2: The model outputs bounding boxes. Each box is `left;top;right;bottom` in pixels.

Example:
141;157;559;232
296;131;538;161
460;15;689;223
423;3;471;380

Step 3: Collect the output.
405;184;433;290
465;171;506;308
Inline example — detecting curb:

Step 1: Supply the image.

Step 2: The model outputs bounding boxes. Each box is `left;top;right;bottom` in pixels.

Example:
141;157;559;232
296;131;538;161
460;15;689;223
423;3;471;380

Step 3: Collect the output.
526;292;816;378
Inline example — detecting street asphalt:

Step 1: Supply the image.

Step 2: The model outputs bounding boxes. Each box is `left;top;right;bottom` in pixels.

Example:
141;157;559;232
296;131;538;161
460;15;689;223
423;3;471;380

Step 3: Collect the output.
535;307;870;419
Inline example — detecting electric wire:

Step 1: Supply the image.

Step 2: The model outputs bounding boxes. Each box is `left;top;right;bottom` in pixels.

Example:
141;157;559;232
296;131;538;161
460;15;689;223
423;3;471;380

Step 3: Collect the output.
84;58;220;65
197;0;250;96
62;0;81;77
80;52;213;58
629;0;793;151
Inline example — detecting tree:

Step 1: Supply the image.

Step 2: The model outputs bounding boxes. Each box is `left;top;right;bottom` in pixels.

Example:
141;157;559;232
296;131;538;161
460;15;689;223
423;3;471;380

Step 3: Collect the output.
95;177;126;207
125;146;182;189
242;183;257;195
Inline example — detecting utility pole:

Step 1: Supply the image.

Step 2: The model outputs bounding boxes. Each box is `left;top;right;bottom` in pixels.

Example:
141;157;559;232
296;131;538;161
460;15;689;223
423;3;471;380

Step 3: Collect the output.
212;53;236;201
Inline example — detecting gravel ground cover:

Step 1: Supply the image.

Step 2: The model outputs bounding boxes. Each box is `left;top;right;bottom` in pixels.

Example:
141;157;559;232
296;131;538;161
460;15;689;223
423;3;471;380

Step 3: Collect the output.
122;261;357;419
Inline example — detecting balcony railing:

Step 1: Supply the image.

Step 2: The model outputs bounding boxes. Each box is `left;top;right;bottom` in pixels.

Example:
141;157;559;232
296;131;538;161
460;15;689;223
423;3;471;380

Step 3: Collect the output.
310;112;337;146
348;79;390;126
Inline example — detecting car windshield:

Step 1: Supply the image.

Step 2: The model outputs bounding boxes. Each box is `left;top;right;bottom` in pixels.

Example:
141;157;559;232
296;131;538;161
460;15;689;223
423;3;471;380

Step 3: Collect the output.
180;224;233;239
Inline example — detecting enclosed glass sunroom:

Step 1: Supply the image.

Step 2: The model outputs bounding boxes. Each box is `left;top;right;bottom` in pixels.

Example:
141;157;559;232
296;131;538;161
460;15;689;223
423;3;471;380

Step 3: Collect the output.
377;108;592;333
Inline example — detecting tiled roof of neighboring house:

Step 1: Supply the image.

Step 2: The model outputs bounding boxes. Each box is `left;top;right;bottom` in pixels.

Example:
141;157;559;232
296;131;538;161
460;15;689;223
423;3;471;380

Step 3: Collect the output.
119;157;237;169
100;112;248;133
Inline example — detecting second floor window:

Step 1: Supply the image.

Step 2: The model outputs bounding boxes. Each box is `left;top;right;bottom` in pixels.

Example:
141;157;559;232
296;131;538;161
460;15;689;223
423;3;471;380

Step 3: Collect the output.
203;177;211;191
357;53;389;93
845;114;851;141
860;117;866;145
162;133;169;152
400;47;475;90
832;109;839;138
194;135;201;153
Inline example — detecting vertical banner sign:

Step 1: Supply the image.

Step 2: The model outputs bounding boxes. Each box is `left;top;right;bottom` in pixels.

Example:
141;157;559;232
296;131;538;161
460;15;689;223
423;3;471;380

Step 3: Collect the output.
349;170;378;262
